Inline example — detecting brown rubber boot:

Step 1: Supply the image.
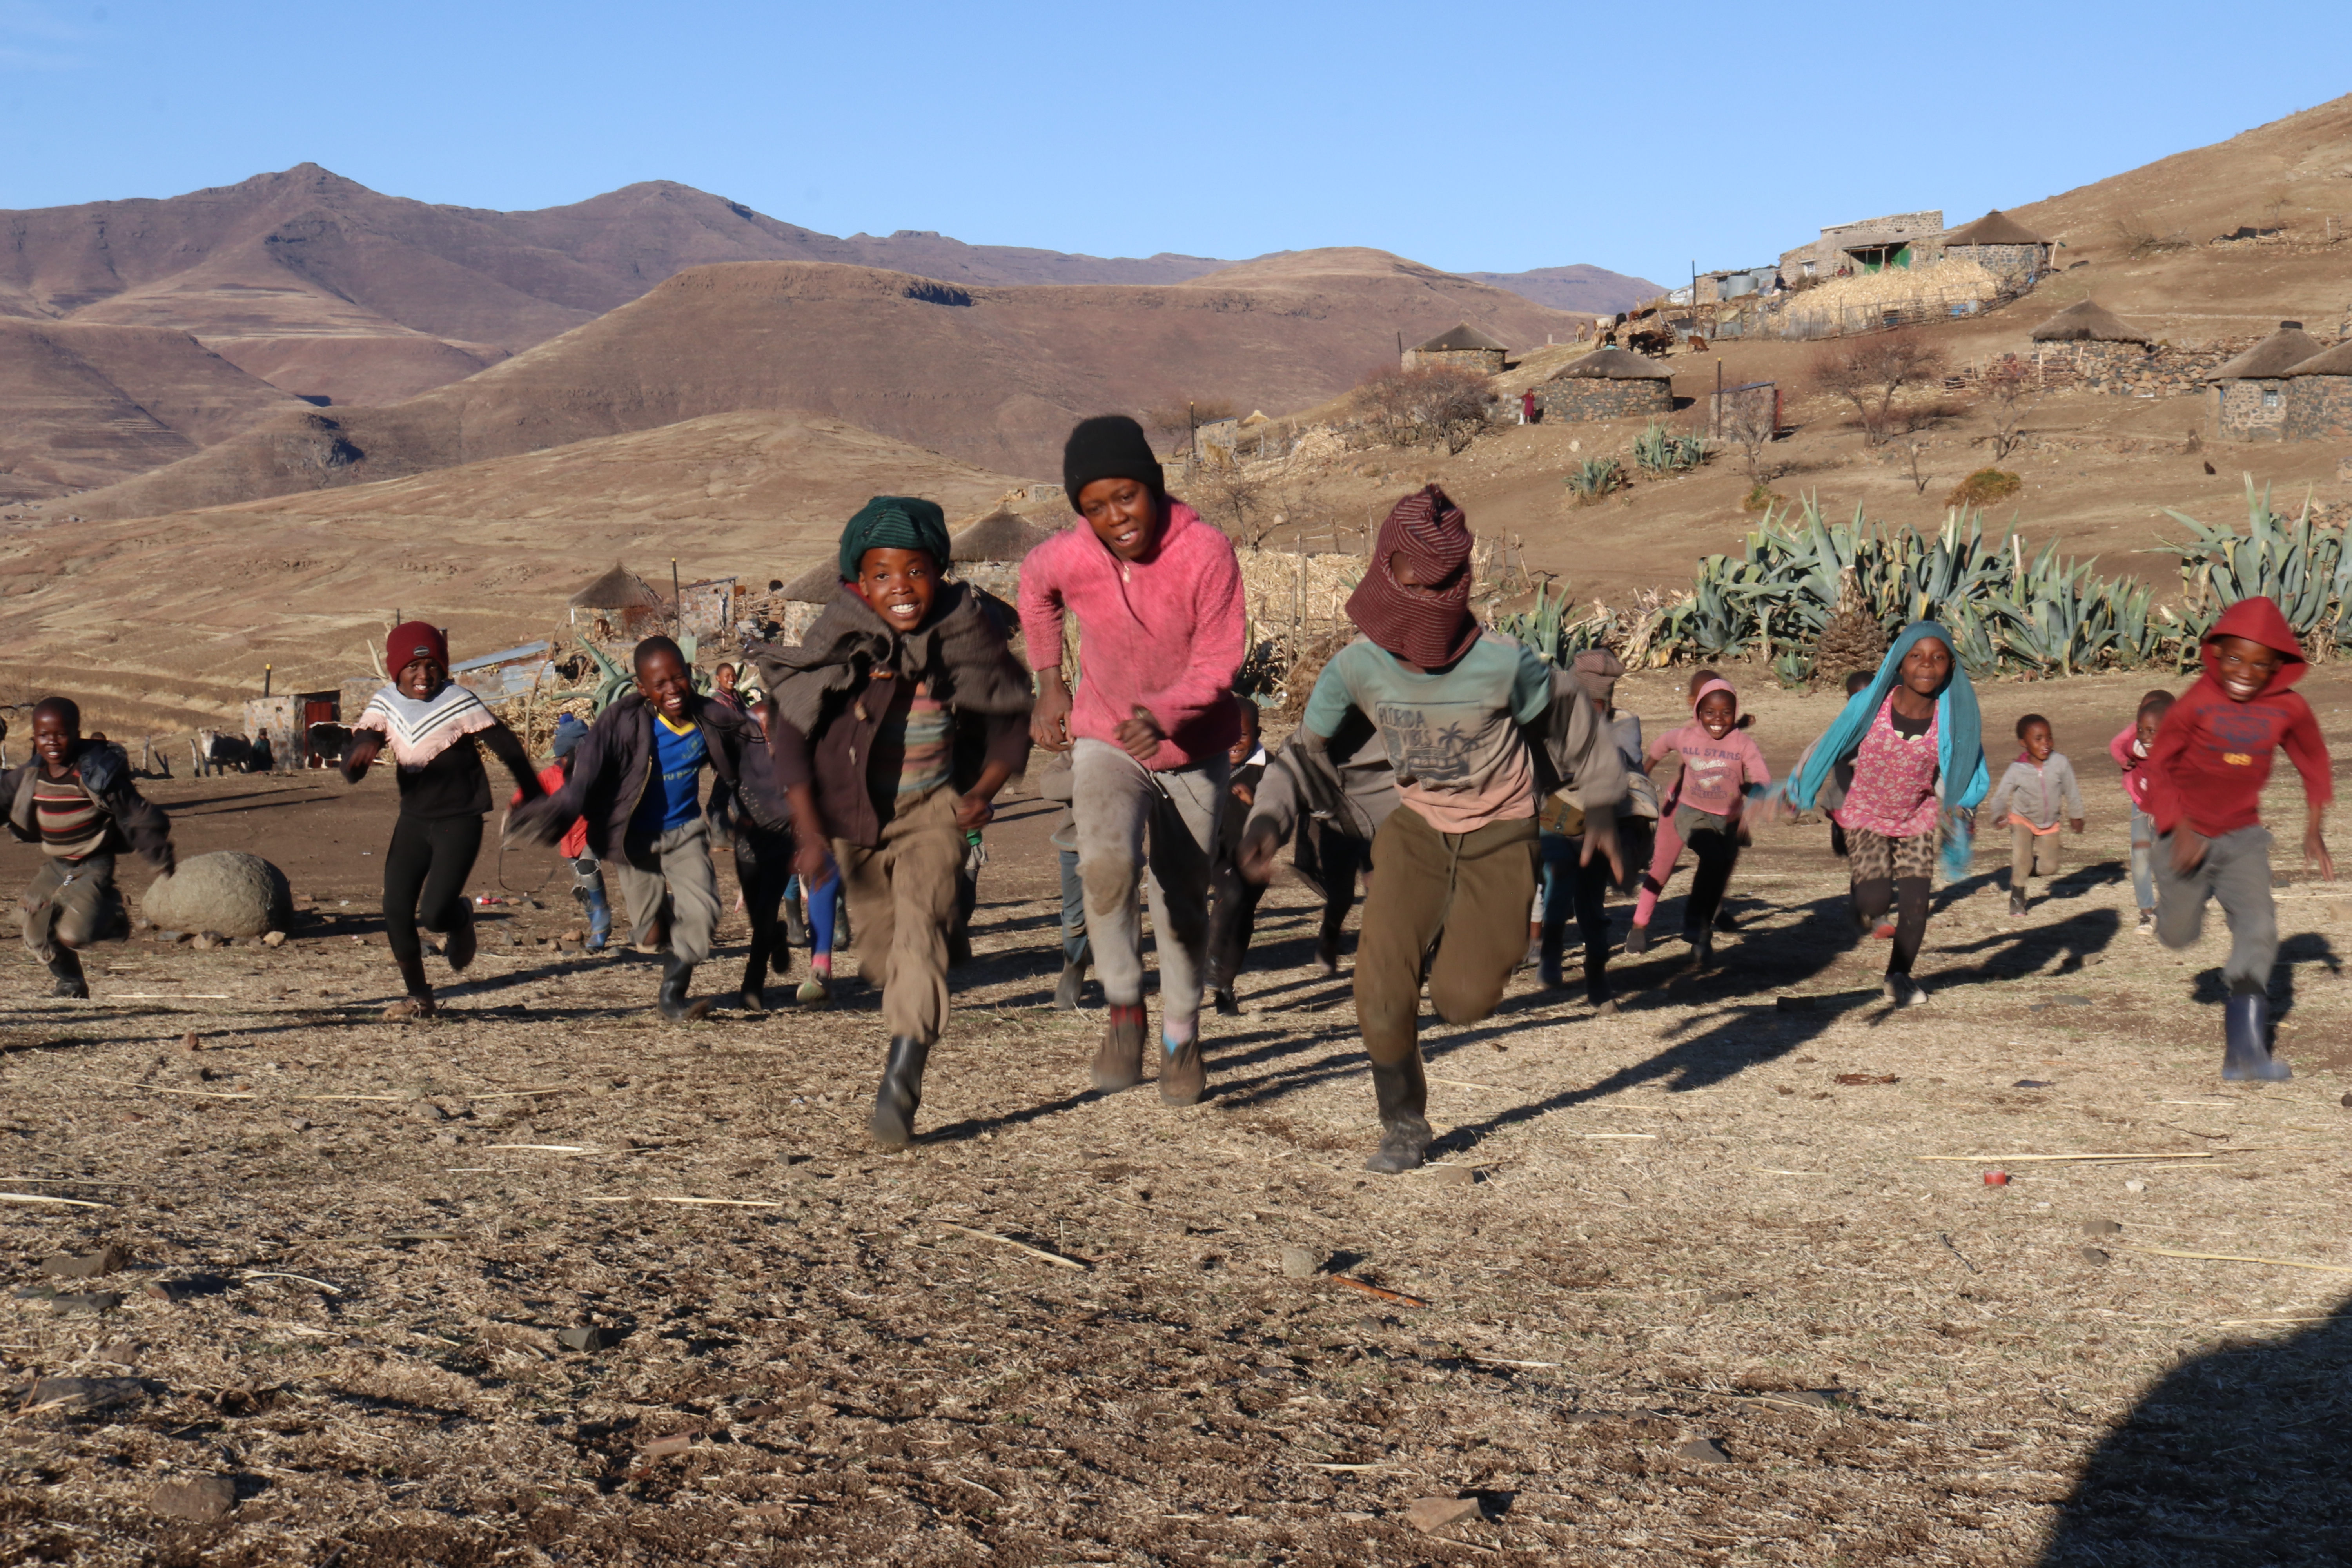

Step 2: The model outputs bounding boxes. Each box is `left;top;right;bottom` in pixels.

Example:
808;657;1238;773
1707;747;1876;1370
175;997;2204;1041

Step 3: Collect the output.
1091;1004;1147;1092
1159;1028;1206;1107
1363;1055;1432;1174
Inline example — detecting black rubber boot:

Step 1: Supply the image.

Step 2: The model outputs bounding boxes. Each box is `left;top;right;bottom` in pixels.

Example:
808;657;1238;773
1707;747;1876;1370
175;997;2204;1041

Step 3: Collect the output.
2008;889;2029;919
46;949;88;1000
657;955;698;1022
1210;985;1240;1016
444;901;477;972
1687;929;1714;972
1584;947;1615;1015
782;895;808;948
393;953;437;1017
1054;959;1087;1012
1623;922;1651;956
1363;1056;1432;1174
2221;994;2287;1082
1538;923;1566;988
870;1035;931;1149
738;944;770;1014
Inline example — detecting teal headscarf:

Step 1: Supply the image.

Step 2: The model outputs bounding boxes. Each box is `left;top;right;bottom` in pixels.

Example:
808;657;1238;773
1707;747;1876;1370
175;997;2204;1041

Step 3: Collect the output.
1784;619;1988;879
838;495;951;581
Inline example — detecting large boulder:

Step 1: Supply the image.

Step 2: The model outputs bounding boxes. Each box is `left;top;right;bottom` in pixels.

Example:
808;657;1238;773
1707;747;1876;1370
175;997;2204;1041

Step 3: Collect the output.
140;851;293;938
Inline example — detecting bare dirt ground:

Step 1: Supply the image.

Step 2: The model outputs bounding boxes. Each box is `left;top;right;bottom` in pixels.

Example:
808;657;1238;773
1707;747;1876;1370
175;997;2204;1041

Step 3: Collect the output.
4;669;2349;1566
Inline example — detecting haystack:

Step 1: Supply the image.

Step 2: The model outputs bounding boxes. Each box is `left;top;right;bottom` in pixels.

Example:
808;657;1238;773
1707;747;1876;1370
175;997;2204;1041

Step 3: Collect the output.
1940;210;2047;247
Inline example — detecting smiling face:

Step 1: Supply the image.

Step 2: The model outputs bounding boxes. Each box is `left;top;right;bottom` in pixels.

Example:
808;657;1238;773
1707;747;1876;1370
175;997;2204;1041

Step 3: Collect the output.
396;656;446;701
634;646;693;720
1899;637;1953;699
1078;478;1159;561
31;709;75;770
2020;719;2054;762
853;546;939;633
2136;709;2164;748
1695;690;1737;739
2211;635;2282;702
1228;703;1261;767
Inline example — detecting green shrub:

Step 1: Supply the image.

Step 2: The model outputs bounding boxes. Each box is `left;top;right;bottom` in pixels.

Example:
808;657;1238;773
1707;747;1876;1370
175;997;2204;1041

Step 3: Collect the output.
1563;457;1624;504
1947;468;2024;509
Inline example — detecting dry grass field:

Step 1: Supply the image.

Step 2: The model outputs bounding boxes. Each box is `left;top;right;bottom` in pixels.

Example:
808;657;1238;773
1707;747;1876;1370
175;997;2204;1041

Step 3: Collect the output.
3;667;2347;1566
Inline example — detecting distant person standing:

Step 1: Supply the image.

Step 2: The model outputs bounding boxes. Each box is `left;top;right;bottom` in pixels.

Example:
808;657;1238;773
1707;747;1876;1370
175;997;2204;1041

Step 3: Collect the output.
1520;389;1536;425
1020;415;1245;1107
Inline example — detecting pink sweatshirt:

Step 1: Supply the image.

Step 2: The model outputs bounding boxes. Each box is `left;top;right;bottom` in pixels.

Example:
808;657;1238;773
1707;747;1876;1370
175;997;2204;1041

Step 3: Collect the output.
2109;723;2154;813
1017;499;1245;770
1648;721;1770;817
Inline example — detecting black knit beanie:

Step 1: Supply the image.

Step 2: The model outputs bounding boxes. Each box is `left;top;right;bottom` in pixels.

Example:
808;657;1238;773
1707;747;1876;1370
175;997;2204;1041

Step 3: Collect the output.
1062;415;1165;510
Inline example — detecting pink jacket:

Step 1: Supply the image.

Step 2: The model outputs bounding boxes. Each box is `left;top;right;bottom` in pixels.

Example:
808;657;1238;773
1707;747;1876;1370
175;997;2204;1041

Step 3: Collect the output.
1648;722;1770;817
1017;499;1245;770
2109;723;2154;813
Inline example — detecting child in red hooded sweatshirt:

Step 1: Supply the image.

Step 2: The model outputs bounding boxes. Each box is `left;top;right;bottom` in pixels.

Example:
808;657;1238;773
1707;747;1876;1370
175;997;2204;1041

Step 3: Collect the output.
2142;597;2334;1080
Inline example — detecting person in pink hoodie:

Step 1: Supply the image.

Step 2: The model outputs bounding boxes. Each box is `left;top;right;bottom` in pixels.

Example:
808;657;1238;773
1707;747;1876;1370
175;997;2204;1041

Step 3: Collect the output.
1019;416;1245;1109
2109;689;2172;935
1624;676;1770;969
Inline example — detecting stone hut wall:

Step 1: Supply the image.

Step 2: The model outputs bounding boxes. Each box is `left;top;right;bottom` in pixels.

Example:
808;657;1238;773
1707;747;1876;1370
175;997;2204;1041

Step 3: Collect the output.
2283;376;2352;442
2218;378;2292;440
1537;377;1672;422
1946;242;2049;288
1403;347;1506;375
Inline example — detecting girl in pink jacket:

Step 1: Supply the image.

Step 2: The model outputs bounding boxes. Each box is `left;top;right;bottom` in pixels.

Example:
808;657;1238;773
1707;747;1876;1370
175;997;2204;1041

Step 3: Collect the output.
2110;689;2173;935
1626;676;1771;969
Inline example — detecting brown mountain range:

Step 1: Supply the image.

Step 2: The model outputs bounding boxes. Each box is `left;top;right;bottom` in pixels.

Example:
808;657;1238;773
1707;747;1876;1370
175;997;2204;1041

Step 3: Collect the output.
69;247;1593;520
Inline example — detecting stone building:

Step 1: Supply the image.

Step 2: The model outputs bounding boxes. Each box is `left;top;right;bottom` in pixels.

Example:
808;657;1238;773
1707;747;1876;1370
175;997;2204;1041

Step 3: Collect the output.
1937;210;2052;289
1402;323;1509;374
947;505;1060;602
2031;299;2153;387
2281;339;2352;442
567;563;667;637
1536;348;1673;421
2208;321;2327;441
1778;210;1944;281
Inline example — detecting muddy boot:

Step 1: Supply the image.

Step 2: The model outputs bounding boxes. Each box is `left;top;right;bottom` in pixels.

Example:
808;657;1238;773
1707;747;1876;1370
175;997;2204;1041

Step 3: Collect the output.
2007;888;2029;919
1584;947;1615;1015
1363;1056;1432;1174
444;901;478;972
1538;923;1566;988
1054;959;1087;1011
393;953;437;1018
737;944;771;1014
657;955;698;1022
1686;929;1714;973
1091;1004;1147;1092
1623;922;1651;956
1159;1029;1207;1108
870;1036;931;1149
45;949;88;1000
1210;985;1240;1016
2221;994;2288;1082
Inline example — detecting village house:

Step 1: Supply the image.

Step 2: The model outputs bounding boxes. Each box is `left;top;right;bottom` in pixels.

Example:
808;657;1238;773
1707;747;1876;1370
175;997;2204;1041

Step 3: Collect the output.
1536;348;1674;421
2280;338;2352;442
1778;210;1944;281
1938;210;2053;289
2208;321;2327;440
1402;323;1509;374
2031;299;2154;389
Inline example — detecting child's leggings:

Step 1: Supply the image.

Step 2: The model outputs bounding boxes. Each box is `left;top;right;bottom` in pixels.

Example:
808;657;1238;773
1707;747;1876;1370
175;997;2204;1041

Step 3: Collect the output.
1632;808;1738;931
784;867;844;956
383;814;482;967
1847;826;1933;976
1629;815;1686;928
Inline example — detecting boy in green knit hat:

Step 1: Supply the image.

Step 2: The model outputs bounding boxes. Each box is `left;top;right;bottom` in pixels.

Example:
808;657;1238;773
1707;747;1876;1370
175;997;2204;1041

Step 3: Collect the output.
753;497;1034;1149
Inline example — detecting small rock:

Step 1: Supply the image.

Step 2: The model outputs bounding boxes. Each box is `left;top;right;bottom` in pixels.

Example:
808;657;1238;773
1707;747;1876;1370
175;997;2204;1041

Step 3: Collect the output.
40;1245;128;1279
1427;1164;1475;1187
2013;1079;2056;1089
149;1475;236;1522
1281;1247;1319;1278
1701;1289;1745;1305
2340;1092;2351;1109
1403;1496;1481;1534
49;1290;125;1314
2080;1247;2111;1265
179;1031;200;1053
2125;1179;2148;1193
97;1337;138;1365
261;930;287;949
412;1101;447;1122
29;1375;144;1412
2050;994;2092;1006
2082;1219;2123;1236
557;1325;622;1352
189;932;225;951
640;1433;697;1458
1354;1315;1388;1333
437;1131;466;1146
11;1283;57;1301
156;930;188;944
1677;1437;1733;1464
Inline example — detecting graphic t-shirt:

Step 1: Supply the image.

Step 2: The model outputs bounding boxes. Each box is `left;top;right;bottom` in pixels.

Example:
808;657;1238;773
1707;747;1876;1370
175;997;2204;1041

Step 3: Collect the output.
1650;722;1770;817
1304;631;1552;834
632;714;708;836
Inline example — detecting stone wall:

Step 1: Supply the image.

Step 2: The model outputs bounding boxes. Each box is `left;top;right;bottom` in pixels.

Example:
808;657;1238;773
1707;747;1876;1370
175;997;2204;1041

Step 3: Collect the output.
1946;242;2049;288
2218;377;2292;440
1537;377;1671;422
1402;347;1506;375
2283;375;2352;442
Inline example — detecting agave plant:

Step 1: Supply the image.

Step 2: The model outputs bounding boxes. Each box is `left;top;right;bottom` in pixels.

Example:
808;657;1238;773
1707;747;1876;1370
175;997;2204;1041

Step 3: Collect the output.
1563;456;1625;504
2157;479;2352;660
1632;420;1706;476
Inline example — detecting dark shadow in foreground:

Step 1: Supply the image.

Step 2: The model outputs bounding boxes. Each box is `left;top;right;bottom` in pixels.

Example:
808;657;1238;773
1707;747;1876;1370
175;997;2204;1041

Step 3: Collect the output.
2037;1299;2352;1566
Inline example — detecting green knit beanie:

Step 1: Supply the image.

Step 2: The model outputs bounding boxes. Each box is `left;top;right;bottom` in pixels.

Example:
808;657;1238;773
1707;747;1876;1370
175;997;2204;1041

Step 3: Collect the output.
838;495;951;582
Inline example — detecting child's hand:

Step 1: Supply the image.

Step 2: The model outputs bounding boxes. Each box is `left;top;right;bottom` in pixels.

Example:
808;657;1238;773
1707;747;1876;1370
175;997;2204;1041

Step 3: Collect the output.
2070;817;2085;834
1029;684;1074;751
2169;829;2209;875
1236;822;1281;886
954;792;995;833
1116;705;1165;763
2305;804;2334;882
1230;782;1254;807
793;838;834;891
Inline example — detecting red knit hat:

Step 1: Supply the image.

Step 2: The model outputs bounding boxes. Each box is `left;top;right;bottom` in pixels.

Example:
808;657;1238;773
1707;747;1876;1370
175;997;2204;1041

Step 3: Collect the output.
386;621;449;675
1345;485;1479;668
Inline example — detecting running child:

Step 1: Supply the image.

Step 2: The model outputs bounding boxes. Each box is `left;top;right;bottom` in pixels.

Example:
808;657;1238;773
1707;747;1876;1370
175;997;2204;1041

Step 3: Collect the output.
4;697;176;998
1204;699;1268;1015
1239;486;1625;1172
755;496;1033;1147
1987;713;2084;917
1535;650;1652;1008
533;714;610;951
345;621;543;1016
2142;598;2332;1080
1020;415;1244;1107
2110;690;2172;935
1624;675;1769;968
1781;622;1987;1007
510;635;754;1020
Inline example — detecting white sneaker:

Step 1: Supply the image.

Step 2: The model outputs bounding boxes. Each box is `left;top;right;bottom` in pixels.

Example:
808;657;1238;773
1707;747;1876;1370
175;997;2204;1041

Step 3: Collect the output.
1882;976;1929;1007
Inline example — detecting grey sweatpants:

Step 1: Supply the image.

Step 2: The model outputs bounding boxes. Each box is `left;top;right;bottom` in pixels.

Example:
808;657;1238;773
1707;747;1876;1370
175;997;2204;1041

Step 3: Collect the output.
2154;826;2276;997
20;854;120;963
615;817;722;966
1071;738;1228;1023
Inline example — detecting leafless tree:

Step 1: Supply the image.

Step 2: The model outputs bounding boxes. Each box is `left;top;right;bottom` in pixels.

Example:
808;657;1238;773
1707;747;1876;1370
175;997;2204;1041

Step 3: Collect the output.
1808;330;1949;446
1142;398;1236;455
1355;363;1492;453
1192;461;1277;549
1718;385;1780;481
1975;359;2038;463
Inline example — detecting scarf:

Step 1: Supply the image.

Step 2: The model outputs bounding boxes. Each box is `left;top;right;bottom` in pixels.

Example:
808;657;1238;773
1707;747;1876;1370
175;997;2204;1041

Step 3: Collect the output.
750;580;1033;739
354;681;494;770
1781;619;1988;878
1346;485;1479;668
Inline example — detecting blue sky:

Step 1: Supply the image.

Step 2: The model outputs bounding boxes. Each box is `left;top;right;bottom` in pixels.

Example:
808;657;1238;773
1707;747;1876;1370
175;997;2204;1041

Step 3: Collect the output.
3;1;2347;285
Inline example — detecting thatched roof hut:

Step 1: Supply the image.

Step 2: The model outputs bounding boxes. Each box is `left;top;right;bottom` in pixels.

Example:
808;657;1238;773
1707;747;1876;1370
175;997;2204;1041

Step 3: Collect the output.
1412;323;1509;354
568;562;664;610
2279;339;2352;379
1549;347;1673;380
951;505;1060;563
1538;348;1674;421
2279;337;2352;442
2210;322;2326;382
1403;321;1510;374
779;561;844;604
1940;210;2047;247
2031;299;2149;344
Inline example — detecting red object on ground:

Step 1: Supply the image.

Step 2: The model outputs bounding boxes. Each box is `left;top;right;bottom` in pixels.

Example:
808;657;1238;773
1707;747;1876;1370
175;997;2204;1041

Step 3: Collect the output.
1984;1170;2010;1186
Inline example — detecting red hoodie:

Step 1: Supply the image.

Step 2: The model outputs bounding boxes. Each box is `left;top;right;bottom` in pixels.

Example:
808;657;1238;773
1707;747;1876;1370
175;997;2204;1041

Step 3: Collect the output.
2142;597;2332;838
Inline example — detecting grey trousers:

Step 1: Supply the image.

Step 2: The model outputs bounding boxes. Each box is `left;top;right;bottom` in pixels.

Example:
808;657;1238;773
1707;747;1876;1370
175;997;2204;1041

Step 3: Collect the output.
1071;738;1228;1022
615;817;721;966
20;855;120;963
2154;826;2276;997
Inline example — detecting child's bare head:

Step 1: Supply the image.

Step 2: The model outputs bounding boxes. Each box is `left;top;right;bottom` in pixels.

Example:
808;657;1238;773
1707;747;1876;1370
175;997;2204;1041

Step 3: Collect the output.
1843;668;1872;697
632;637;692;720
1229;697;1261;766
2016;713;2053;761
2135;689;2174;744
1686;667;1722;701
31;697;79;767
853;546;940;633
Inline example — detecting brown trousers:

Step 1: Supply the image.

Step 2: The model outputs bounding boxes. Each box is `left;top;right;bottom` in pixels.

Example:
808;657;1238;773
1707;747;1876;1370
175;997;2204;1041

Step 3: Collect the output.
1355;808;1538;1069
836;786;964;1045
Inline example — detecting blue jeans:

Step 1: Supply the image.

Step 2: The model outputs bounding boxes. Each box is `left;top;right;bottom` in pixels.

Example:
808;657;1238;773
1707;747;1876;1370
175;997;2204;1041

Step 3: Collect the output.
2130;807;2156;912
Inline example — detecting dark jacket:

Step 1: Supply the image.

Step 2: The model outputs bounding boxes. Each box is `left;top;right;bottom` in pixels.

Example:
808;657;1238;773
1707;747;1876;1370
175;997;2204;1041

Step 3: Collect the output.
508;690;750;858
4;739;174;867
